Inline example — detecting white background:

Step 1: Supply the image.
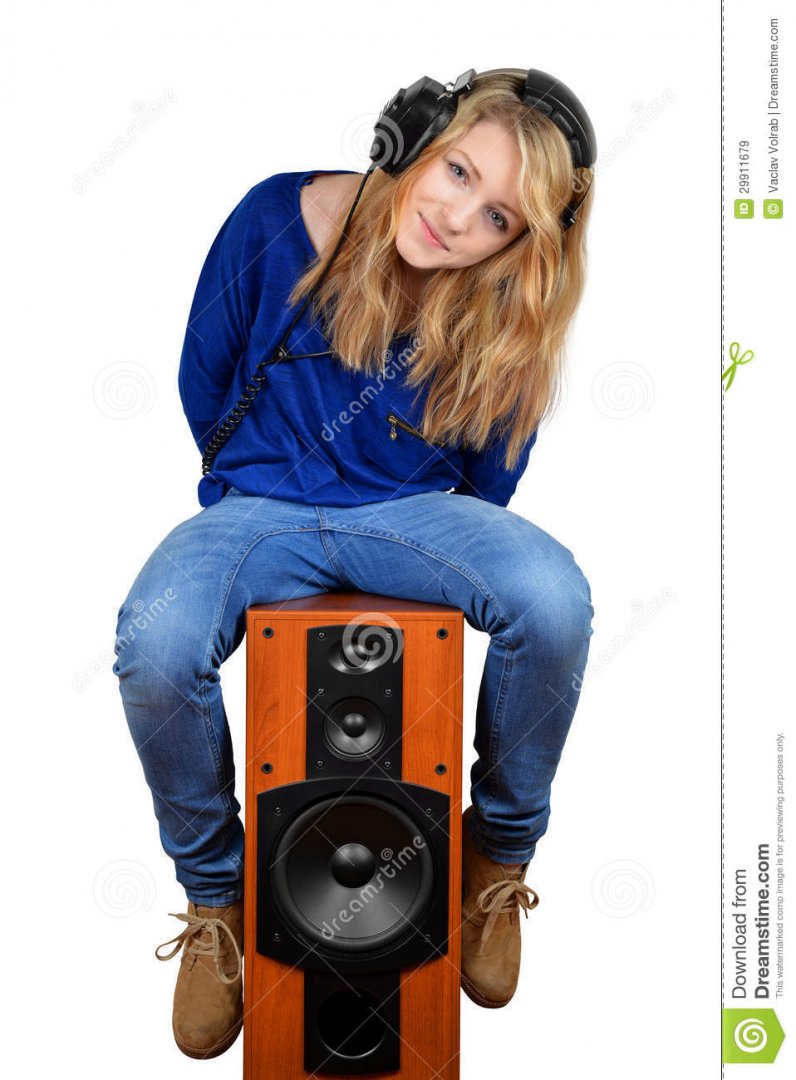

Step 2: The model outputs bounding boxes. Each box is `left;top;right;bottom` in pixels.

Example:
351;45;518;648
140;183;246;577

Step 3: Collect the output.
3;1;719;1077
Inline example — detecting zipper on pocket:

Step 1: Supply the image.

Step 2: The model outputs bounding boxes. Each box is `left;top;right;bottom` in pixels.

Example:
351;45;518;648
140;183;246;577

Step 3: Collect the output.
386;411;446;448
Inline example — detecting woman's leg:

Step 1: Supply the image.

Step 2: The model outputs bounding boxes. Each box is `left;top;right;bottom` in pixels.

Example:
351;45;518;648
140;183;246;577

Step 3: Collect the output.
315;490;594;865
112;493;343;905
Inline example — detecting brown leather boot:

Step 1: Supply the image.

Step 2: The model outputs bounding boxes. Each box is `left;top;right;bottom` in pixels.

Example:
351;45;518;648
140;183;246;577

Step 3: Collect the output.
155;898;244;1058
460;805;539;1008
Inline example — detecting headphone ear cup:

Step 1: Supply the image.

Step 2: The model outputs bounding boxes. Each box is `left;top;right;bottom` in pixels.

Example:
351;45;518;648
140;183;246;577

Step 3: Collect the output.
370;76;458;176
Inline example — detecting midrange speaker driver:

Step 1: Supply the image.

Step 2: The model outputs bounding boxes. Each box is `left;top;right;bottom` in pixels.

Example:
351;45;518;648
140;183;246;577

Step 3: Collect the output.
323;697;386;758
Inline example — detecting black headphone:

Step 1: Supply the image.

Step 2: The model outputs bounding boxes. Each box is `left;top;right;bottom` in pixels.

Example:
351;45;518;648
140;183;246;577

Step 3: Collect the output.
200;66;596;476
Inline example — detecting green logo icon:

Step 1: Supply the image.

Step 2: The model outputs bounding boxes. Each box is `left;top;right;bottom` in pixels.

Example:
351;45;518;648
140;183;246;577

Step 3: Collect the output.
722;341;755;391
763;199;783;218
722;1008;785;1063
734;199;754;218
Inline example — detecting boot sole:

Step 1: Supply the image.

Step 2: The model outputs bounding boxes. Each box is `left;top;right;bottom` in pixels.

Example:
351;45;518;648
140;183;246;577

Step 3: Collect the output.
460;973;512;1009
175;1017;242;1059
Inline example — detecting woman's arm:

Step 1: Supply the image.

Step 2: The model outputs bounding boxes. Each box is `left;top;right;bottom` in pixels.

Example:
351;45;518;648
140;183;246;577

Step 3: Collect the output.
177;183;266;454
452;427;538;508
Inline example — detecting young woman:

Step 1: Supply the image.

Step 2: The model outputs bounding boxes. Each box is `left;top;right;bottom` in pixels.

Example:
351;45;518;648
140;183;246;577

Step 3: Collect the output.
113;68;596;1057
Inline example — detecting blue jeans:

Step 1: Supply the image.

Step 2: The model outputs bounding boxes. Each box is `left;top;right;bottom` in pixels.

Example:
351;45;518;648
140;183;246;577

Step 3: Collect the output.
112;488;593;906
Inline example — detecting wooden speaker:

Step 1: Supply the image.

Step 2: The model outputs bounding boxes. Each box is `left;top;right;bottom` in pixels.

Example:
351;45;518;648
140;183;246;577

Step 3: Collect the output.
244;592;463;1079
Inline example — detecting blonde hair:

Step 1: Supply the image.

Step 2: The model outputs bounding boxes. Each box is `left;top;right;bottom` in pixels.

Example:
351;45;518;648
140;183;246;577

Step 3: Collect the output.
288;71;594;470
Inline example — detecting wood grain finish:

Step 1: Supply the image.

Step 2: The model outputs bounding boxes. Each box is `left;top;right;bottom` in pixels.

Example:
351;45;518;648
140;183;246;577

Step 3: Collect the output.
244;592;463;1079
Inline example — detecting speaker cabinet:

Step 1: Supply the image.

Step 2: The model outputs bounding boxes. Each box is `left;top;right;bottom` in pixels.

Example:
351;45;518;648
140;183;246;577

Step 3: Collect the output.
244;592;463;1079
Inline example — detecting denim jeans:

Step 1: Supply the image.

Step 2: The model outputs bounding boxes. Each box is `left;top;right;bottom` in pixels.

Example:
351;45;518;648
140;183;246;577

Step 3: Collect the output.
112;488;593;907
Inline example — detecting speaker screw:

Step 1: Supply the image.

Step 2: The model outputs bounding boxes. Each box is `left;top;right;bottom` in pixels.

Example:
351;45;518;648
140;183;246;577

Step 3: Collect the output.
317;687;325;695
435;764;447;774
316;760;325;769
273;931;281;942
425;807;433;815
383;760;391;769
425;933;431;940
274;806;282;814
261;762;273;774
384;688;392;697
262;627;274;638
436;628;448;639
317;631;326;639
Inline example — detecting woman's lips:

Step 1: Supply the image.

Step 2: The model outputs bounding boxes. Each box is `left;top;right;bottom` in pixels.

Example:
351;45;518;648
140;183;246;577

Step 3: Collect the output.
419;213;448;250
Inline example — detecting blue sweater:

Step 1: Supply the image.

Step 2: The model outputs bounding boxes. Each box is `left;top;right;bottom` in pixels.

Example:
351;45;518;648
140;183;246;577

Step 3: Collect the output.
178;169;538;508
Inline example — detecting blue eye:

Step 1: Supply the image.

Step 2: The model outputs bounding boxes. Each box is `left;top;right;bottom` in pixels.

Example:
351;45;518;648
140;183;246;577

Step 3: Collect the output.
447;160;508;232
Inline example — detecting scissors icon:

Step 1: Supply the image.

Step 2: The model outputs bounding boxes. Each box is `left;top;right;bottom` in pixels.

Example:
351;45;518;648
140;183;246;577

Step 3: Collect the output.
722;342;755;391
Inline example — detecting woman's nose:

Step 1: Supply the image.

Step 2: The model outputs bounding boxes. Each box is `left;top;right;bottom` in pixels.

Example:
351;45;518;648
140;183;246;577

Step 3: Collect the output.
435;205;465;240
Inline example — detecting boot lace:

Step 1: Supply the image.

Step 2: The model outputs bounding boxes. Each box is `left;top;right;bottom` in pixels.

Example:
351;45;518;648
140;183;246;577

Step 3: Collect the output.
473;878;540;954
155;911;243;985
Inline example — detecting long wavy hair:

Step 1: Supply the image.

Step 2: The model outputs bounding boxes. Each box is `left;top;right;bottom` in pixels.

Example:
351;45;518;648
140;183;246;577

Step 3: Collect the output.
288;70;594;470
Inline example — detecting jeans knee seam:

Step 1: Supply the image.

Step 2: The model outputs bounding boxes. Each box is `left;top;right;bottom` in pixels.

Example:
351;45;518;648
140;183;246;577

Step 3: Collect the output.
482;641;515;815
199;674;236;822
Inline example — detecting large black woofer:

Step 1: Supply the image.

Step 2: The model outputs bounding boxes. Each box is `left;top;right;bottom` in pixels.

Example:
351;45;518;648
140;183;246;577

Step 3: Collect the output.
257;777;449;973
271;794;432;951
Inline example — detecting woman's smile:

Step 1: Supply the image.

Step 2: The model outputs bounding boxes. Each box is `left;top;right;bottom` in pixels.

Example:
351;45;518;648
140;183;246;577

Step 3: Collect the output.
419;212;449;250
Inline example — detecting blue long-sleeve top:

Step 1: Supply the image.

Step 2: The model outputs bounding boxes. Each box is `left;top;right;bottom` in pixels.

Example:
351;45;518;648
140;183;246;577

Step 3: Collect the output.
178;169;538;508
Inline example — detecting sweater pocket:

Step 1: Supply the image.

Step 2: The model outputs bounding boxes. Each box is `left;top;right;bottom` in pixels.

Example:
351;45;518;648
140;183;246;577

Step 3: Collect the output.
362;408;451;483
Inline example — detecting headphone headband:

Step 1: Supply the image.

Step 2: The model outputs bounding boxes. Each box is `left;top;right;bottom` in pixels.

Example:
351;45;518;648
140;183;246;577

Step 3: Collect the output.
370;66;596;230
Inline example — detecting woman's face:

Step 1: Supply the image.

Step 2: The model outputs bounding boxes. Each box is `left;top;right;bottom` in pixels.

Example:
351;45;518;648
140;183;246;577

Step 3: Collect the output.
394;119;526;283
